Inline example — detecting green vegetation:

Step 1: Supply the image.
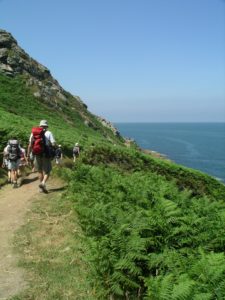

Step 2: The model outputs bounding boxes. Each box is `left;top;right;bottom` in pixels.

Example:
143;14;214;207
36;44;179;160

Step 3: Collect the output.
81;145;225;200
59;146;225;299
1;72;225;299
0;73;123;155
12;187;97;300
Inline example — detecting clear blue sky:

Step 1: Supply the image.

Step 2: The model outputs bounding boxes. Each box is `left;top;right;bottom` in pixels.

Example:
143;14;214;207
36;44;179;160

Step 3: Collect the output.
0;0;224;122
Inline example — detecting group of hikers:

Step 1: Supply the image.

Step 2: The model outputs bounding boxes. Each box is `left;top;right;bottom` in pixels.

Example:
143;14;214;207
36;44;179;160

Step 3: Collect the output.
1;120;80;193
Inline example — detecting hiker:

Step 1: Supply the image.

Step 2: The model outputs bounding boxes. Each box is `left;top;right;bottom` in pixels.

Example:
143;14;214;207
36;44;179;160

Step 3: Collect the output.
2;143;11;183
73;143;80;162
27;120;56;193
55;145;63;165
29;152;35;172
4;138;22;188
17;144;28;185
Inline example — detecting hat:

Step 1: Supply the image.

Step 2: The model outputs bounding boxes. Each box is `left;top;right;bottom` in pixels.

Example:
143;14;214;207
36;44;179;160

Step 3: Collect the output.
58;145;62;147
39;120;48;127
75;143;79;146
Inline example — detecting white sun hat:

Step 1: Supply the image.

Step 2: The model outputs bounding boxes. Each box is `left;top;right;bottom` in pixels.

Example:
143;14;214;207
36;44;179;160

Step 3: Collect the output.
40;120;48;127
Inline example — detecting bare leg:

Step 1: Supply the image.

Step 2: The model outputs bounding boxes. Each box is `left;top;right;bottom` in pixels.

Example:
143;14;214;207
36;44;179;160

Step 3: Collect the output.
38;171;44;183
17;169;21;177
39;172;50;193
8;170;11;182
42;173;49;186
11;169;18;188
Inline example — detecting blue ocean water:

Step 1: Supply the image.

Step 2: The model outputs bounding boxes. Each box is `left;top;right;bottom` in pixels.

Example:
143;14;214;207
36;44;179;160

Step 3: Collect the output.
115;123;225;183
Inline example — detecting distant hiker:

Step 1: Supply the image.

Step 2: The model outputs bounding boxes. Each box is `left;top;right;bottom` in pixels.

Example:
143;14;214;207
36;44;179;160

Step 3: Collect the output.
73;143;80;162
2;143;11;183
55;145;63;165
29;152;35;172
17;144;28;185
28;120;56;193
4;138;22;188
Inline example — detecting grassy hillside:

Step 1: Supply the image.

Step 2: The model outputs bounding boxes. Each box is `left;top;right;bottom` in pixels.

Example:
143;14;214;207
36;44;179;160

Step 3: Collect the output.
1;71;225;299
56;146;225;299
0;73;123;154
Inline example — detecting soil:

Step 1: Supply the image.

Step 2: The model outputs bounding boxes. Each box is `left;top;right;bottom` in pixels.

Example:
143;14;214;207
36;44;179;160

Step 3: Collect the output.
0;172;59;300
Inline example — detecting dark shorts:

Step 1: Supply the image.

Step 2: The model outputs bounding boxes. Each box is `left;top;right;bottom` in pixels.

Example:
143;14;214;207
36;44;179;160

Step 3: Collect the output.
34;155;52;174
8;159;20;170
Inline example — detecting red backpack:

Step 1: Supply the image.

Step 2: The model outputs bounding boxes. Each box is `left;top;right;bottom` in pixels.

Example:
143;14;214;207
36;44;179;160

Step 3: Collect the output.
31;127;45;155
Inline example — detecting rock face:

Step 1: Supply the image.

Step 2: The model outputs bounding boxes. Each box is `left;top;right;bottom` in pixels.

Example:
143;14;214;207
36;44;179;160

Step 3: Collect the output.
0;29;120;137
0;30;51;80
0;29;79;108
0;28;86;112
97;116;121;137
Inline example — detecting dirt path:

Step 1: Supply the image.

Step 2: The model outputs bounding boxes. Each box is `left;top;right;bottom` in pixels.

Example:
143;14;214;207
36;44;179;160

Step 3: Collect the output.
0;172;60;300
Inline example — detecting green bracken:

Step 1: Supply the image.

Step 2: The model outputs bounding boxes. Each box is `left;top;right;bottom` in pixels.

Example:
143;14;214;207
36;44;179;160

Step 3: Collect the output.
63;153;225;299
1;72;225;299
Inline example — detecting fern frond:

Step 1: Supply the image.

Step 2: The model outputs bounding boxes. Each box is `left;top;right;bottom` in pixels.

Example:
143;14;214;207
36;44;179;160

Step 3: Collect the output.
193;293;213;300
171;274;195;300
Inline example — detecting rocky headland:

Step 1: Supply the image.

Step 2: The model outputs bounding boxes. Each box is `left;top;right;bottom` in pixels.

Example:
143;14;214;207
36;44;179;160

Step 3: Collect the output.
0;29;120;138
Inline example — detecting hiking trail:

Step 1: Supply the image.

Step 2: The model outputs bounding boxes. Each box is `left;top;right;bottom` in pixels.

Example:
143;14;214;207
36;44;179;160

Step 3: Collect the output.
0;172;62;300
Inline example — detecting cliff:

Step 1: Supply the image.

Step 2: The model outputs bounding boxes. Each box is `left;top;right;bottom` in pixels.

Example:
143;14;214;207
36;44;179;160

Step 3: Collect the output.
0;29;120;139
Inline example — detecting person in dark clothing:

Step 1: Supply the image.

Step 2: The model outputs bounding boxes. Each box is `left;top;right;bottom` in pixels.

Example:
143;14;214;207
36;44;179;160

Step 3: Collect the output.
73;143;80;162
55;145;63;165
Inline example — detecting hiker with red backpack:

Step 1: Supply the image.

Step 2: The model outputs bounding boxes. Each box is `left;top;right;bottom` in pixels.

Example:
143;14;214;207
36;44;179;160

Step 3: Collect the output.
27;120;56;193
4;138;22;188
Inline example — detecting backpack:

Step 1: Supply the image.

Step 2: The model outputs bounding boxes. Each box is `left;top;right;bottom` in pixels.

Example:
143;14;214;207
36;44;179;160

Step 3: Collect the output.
73;146;79;155
45;146;56;159
32;127;46;155
55;148;62;158
8;140;21;161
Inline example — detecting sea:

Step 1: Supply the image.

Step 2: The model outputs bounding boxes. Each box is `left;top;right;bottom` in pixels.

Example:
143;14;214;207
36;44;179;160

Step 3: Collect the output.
115;123;225;183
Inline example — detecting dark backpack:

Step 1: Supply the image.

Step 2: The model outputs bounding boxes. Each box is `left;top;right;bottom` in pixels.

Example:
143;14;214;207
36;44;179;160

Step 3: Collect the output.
73;146;79;155
8;140;21;161
45;146;56;159
55;148;62;158
32;127;46;155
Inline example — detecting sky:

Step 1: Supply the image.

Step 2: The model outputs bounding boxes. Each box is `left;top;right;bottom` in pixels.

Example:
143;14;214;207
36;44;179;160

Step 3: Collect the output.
0;0;225;122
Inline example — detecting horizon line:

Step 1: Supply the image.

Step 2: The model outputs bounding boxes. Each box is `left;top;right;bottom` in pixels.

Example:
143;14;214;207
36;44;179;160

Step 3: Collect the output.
113;121;225;124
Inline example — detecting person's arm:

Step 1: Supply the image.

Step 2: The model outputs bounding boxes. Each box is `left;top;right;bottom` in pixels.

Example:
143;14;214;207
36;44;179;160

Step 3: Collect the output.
48;131;56;146
27;134;33;159
4;146;9;156
2;149;6;167
23;149;28;164
2;147;9;167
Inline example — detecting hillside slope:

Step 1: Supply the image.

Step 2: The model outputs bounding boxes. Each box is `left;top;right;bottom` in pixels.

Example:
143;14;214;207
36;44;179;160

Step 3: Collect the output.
1;29;225;299
0;29;123;153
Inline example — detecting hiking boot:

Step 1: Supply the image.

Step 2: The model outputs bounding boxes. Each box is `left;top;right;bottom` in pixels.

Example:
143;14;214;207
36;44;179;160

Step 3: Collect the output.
39;183;48;194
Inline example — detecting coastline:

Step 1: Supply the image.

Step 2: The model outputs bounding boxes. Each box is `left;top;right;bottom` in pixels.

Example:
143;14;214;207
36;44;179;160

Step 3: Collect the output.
141;148;171;161
117;123;225;183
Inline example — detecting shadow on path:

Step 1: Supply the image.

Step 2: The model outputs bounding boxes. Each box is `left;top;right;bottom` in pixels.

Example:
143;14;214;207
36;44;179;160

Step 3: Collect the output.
22;176;39;185
48;186;67;193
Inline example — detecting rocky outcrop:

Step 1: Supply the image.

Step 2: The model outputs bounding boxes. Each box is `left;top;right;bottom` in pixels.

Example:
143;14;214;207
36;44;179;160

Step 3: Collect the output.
0;29;85;110
0;30;50;79
0;29;122;138
97;116;121;137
